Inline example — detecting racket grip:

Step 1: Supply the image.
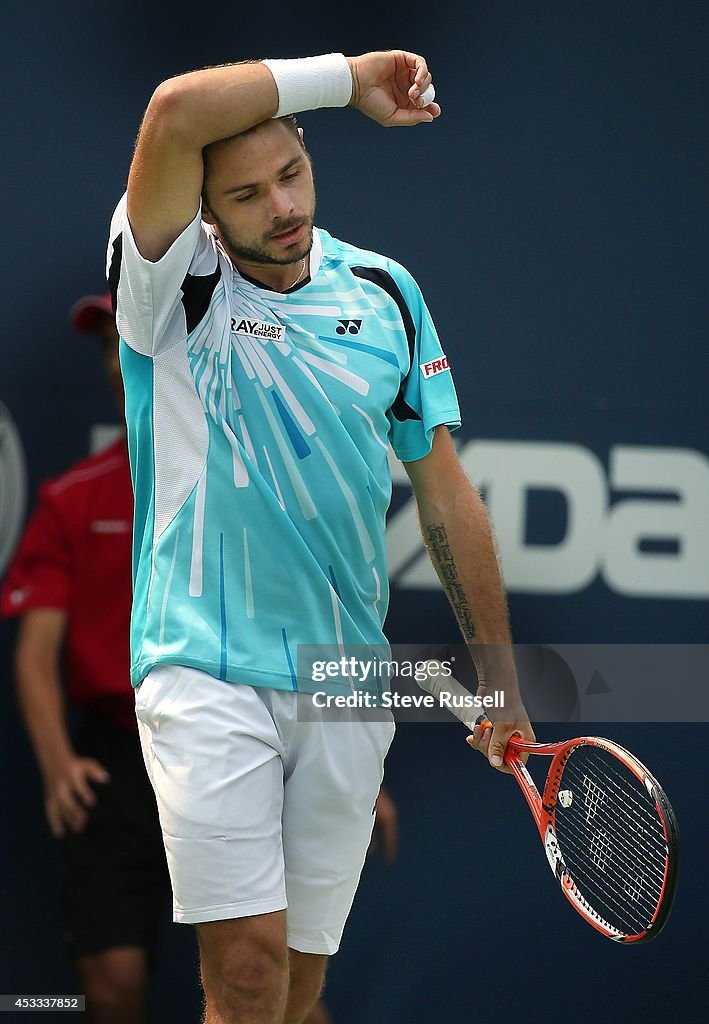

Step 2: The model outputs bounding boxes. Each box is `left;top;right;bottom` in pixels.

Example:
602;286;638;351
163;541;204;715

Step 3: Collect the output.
418;663;523;746
417;663;482;731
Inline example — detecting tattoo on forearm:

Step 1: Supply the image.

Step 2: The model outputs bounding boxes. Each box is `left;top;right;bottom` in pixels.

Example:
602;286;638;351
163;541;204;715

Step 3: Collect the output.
425;523;476;642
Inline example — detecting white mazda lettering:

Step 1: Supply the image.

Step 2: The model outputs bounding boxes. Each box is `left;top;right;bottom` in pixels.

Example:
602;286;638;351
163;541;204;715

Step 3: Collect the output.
387;442;709;599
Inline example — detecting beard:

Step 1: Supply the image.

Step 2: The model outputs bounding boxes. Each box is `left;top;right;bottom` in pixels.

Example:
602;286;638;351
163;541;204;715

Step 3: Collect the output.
212;214;315;267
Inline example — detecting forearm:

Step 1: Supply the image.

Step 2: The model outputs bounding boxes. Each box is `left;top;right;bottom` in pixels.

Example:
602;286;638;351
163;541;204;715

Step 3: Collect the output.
15;655;74;781
144;52;359;150
143;61;280;152
417;479;518;685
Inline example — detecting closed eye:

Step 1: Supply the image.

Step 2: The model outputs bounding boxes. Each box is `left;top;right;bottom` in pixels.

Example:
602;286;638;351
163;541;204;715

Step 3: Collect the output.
236;171;299;202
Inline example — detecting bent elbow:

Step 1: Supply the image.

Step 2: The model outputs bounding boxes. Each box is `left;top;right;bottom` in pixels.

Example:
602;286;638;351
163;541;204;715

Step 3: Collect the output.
142;77;193;140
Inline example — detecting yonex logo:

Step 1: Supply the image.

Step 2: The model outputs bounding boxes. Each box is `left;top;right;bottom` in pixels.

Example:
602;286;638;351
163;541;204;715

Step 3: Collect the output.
231;317;284;342
336;319;362;335
420;355;450;379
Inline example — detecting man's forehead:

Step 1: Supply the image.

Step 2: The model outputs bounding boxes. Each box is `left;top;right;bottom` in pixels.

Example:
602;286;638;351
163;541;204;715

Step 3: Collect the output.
208;121;302;181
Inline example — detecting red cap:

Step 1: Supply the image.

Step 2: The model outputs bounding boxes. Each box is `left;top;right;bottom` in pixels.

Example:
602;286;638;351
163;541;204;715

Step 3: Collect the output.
69;293;114;333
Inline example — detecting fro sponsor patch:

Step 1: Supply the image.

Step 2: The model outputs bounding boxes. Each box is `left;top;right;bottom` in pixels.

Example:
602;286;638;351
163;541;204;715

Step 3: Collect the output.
420;355;450;379
231;317;285;341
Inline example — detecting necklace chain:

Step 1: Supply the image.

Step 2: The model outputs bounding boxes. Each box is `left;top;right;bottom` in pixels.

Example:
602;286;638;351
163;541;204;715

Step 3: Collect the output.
288;257;307;290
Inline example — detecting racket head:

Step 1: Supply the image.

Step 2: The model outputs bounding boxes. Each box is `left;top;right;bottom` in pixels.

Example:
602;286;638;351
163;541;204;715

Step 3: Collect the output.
526;737;680;943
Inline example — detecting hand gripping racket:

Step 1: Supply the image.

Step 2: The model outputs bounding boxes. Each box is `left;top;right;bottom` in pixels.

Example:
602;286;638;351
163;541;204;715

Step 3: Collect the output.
418;666;679;943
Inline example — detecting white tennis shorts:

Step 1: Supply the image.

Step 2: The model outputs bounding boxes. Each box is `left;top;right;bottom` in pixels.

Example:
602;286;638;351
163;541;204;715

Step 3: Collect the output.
134;664;395;955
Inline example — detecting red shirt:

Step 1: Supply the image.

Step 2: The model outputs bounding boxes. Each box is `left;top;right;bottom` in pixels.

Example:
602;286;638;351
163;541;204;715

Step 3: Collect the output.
1;436;136;731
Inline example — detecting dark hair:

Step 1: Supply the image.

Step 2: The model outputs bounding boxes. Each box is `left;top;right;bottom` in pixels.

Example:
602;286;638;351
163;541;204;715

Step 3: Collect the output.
202;114;306;208
279;113;300;136
231;113;302;142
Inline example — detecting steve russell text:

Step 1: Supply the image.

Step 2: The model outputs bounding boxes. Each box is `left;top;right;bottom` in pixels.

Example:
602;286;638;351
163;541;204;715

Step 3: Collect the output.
311;691;506;709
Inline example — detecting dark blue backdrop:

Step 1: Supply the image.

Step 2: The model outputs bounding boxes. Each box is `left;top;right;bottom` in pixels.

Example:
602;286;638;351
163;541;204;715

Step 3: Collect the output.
1;2;706;1021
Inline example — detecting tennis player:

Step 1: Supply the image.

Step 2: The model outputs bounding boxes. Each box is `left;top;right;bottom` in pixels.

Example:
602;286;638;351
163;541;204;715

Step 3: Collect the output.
108;49;533;1024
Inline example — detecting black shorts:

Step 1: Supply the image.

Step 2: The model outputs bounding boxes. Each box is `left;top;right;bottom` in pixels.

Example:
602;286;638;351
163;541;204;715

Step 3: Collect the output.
58;712;171;966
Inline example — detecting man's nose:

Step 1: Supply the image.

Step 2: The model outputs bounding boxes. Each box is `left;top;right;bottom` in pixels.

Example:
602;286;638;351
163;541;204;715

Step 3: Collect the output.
269;186;295;220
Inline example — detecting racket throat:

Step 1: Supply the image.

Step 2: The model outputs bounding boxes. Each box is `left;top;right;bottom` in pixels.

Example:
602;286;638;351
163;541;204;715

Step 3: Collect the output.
544;825;567;882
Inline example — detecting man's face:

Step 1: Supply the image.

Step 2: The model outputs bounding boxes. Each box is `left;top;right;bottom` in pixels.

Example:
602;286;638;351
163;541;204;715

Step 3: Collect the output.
202;120;316;269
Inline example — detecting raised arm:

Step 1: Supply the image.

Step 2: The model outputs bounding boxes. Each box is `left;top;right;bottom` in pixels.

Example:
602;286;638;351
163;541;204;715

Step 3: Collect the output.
127;51;441;262
127;62;279;262
404;426;535;770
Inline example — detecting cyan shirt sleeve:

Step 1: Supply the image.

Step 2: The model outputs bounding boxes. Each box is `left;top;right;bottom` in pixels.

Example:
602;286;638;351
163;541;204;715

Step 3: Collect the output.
385;263;461;462
106;193;208;356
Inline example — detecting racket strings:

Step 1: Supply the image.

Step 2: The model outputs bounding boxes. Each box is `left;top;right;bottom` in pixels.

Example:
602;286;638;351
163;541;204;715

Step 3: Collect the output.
577;756;669;846
560;808;664;897
555;811;660;920
560;749;668;855
554;841;654;936
556;758;667;919
547;781;661;932
560;761;667;880
552;746;669;936
554;827;659;933
568;764;669;878
558;856;655;937
559;756;667;877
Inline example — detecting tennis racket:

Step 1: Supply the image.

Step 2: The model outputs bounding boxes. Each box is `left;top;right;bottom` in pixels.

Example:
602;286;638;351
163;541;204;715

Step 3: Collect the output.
418;666;680;943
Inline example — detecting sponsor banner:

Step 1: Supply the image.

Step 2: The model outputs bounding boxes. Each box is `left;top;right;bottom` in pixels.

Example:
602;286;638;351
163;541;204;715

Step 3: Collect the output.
387;442;709;599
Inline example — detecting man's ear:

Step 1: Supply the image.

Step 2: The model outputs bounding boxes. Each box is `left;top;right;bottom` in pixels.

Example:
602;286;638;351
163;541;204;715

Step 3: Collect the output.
298;126;305;144
201;202;216;226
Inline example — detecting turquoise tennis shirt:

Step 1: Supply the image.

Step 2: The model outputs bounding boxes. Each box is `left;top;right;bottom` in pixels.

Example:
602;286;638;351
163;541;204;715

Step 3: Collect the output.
108;196;460;692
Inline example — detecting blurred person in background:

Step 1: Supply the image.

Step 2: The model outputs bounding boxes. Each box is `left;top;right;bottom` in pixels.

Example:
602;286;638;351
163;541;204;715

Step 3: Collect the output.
1;294;171;1023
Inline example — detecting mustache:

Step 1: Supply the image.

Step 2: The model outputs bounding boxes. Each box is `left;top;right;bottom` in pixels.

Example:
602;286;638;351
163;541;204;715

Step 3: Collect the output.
269;218;306;239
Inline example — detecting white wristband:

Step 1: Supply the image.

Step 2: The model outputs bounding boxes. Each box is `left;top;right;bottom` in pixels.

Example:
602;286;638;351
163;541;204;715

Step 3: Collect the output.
261;53;353;117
